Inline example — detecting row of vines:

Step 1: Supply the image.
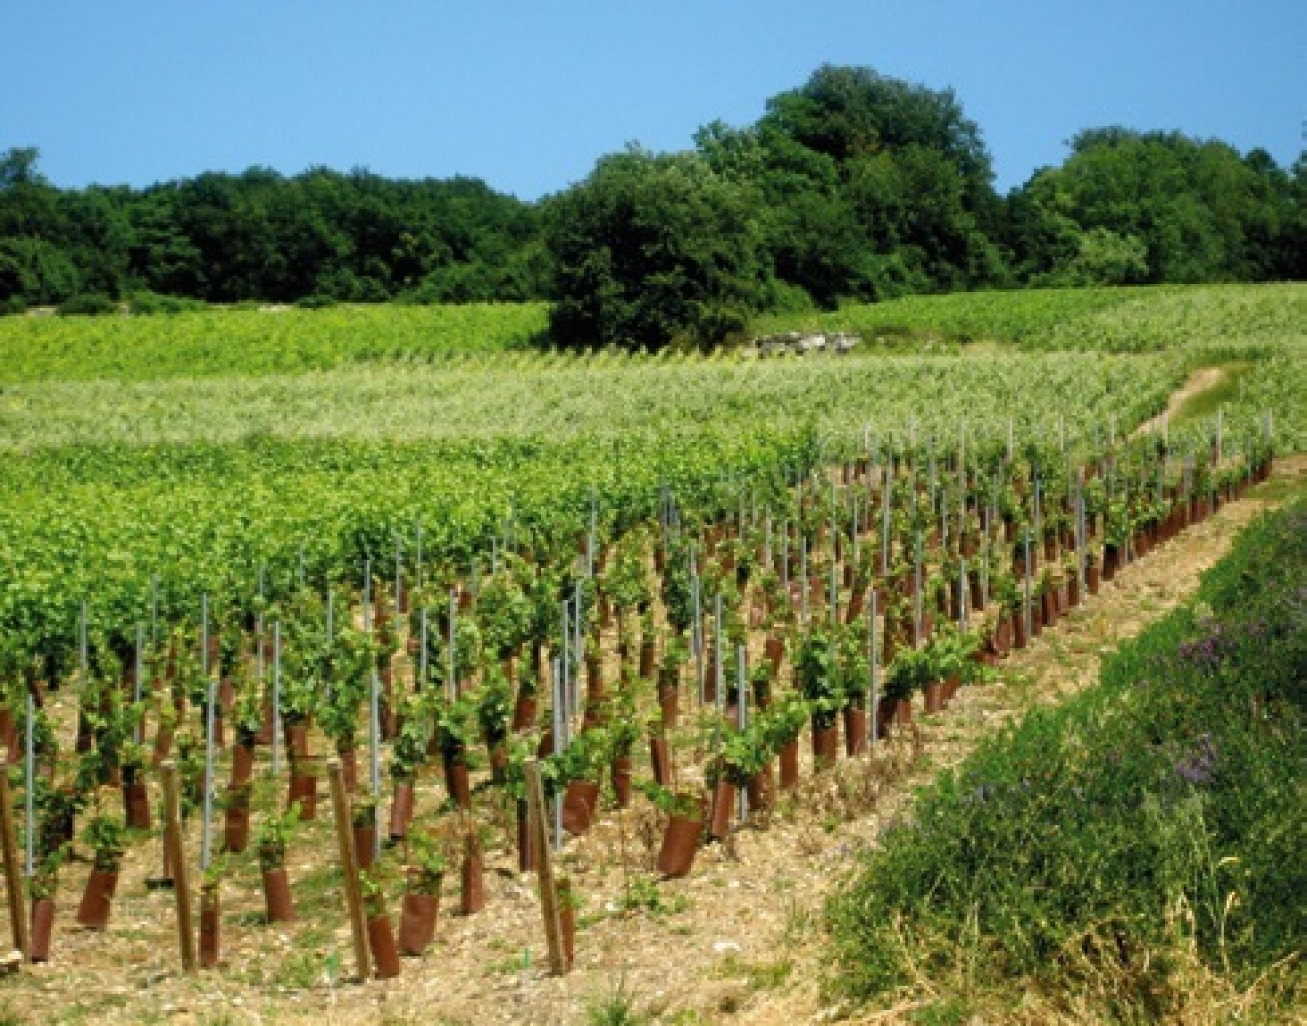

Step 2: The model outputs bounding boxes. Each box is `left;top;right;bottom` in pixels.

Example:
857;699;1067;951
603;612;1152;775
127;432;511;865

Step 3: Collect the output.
0;405;1276;978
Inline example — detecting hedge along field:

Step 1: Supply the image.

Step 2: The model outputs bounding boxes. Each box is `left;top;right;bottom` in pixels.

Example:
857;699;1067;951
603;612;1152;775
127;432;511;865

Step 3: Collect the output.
825;493;1307;1020
0;301;549;383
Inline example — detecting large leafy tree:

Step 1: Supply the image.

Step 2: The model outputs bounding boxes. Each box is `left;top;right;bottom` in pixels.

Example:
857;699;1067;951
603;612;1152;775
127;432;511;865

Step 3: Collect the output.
1010;129;1300;284
544;148;765;349
760;65;994;200
697;64;1011;302
0;149;83;304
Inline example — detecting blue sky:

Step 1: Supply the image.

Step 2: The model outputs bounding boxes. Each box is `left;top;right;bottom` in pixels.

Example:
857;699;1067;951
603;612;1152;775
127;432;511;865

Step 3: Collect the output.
3;0;1301;199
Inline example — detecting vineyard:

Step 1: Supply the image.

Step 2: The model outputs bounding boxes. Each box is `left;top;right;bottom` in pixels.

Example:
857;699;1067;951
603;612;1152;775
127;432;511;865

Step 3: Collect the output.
0;284;1301;1023
0;302;549;383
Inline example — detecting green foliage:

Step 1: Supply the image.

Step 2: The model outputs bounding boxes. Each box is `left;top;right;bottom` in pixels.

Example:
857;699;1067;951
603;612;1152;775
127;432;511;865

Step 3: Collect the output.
618;872;686;917
543;726;609;795
833;621;870;699
584;976;648;1026
358;868;389;917
795;626;842;726
758;689;810;750
545;148;765;350
2;79;1301;326
1013;129;1302;285
434;693;478;761
660;538;697;636
390;704;431;781
716;723;770;787
256;805;300;871
638;780;703;819
406;829;447;894
82;810;126;870
0;151;547;308
477;565;533;659
475;664;513;743
603;530;652;612
1036;226;1150;286
57;292;118;316
884;646;932;701
294;293;337;310
126;290;205;315
0;237;80;304
705;64;1010;303
29;846;64;900
0;285;1296;679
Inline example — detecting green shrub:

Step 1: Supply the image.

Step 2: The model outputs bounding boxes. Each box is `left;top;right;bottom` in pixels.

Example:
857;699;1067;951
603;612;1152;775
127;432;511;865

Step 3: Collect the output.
294;293;338;310
128;290;205;315
57;292;119;316
394;282;442;306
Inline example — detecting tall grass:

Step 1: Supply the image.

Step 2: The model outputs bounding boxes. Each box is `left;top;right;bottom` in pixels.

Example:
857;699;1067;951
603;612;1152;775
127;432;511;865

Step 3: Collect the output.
826;494;1307;1022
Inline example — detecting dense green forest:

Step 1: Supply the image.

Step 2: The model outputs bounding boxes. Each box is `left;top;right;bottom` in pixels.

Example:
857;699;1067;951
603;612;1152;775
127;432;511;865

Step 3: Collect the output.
2;65;1302;347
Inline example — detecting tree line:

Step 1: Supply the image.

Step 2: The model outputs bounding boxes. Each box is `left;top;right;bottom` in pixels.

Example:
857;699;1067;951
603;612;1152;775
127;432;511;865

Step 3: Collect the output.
2;65;1303;346
0;158;549;310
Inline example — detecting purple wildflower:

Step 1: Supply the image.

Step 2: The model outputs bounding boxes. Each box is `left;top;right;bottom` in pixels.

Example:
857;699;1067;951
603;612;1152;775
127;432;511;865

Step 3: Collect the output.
1174;733;1219;786
1178;624;1236;673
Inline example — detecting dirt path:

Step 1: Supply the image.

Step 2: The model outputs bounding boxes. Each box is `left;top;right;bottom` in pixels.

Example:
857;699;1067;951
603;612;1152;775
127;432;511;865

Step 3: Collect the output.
8;456;1302;1026
1131;365;1225;440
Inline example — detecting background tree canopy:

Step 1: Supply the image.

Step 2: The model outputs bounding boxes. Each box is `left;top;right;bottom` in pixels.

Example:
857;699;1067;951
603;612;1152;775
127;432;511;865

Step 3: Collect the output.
0;159;548;310
2;64;1302;346
1009;129;1303;285
544;149;765;349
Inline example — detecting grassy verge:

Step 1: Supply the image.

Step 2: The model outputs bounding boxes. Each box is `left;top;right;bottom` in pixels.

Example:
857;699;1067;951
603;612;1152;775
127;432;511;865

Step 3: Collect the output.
826;485;1306;1024
1171;362;1255;426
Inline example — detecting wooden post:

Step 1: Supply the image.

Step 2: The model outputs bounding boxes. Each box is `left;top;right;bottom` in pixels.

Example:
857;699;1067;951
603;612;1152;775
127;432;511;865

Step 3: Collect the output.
327;758;370;983
736;644;748;822
271;621;282;776
159;761;197;972
0;773;28;959
868;588;879;753
1023;529;1033;639
913;532;923;646
524;759;567;975
201;678;215;873
690;554;702;704
881;468;892;575
447;588;457;702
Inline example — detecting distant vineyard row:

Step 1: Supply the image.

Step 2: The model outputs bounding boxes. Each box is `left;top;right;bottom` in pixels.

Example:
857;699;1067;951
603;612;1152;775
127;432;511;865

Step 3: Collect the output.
0;349;1263;670
0;302;548;383
1;284;1302;384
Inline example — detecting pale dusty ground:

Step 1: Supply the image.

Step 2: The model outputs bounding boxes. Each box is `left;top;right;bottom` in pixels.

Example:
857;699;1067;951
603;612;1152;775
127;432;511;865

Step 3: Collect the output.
4;453;1301;1026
